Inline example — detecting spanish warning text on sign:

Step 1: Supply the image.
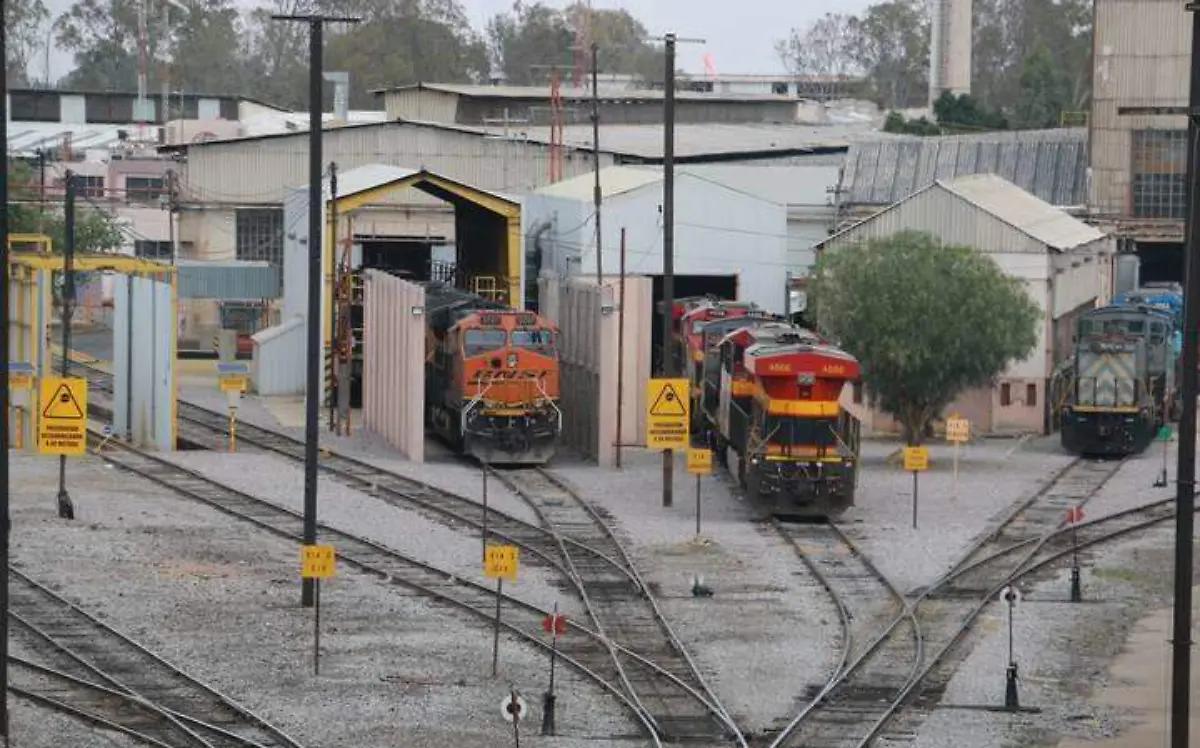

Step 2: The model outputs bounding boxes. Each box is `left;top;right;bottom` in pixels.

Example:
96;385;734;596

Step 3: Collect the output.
903;446;929;472
37;377;88;456
646;378;690;451
484;544;519;581
945;415;970;443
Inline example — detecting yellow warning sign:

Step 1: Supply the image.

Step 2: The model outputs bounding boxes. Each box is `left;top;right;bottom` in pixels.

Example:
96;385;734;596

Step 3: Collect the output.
687;448;713;475
37;377;88;456
301;544;337;579
903;446;929;472
646;378;690;451
945;415;969;443
484;544;519;581
219;375;247;393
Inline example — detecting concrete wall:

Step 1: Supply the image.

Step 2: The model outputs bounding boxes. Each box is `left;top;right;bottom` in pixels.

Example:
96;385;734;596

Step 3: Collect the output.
112;276;176;451
362;271;426;463
538;274;653;467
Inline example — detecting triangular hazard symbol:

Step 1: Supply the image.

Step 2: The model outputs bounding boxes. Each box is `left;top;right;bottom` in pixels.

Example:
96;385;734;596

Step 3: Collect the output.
43;384;84;420
650;383;687;417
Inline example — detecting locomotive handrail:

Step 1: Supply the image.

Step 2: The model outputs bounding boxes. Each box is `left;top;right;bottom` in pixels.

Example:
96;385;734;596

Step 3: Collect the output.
461;377;494;437
535;377;563;435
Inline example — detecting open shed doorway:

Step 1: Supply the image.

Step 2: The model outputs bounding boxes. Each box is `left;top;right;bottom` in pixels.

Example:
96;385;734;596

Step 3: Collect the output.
648;273;738;374
1135;241;1184;285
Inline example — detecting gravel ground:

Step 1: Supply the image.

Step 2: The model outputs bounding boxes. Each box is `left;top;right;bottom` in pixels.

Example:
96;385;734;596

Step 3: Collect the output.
549;449;842;736
882;448;1200;748
838;437;1080;594
7;699;143;748
160;450;583;619
10;453;641;748
179;385;542;525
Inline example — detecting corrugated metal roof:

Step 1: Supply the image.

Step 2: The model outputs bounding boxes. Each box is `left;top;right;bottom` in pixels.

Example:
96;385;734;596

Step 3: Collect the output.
320;163;519;204
507;122;880;159
176;260;280;299
237;109;387;138
841;128;1088;206
377;82;794;103
6;123;131;155
632;164;839;207
535;166;663;200
937;174;1105;250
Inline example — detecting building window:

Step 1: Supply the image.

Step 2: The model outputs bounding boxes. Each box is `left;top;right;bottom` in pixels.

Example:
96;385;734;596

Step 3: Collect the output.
10;92;61;122
852;381;864;404
125;176;165;203
1026;382;1037;407
1000;382;1012;407
772;82;789;95
85;95;136;124
134;240;173;260
235;208;285;288
1131;130;1187;219
68;175;104;199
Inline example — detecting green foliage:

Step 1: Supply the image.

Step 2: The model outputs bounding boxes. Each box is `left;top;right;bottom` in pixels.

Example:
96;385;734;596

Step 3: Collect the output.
809;230;1040;444
883;110;941;136
4;0;50;86
487;1;662;86
933;92;1010;131
1013;42;1074;129
850;0;928;109
7;160;126;257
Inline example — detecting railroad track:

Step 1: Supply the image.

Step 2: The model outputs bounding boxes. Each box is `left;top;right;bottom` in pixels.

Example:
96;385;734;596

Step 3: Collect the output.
767;456;1124;748
86;427;740;747
492;467;742;744
767;521;917;746
9;565;304;748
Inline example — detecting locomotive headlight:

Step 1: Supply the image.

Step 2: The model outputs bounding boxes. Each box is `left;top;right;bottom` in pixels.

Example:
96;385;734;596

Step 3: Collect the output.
507;353;518;368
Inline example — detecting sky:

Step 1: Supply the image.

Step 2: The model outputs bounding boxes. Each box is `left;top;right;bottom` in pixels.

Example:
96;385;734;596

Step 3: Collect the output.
38;0;876;84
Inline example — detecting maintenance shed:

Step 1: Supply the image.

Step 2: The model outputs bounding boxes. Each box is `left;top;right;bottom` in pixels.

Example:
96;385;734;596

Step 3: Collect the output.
523;165;788;362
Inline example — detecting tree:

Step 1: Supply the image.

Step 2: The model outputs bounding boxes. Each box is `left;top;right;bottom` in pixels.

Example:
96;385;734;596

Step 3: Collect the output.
1013;41;1072;129
933;91;1009;131
487;1;662;86
776;13;862;101
851;0;928;109
7;161;126;257
5;0;50;87
167;0;250;95
809;231;1040;445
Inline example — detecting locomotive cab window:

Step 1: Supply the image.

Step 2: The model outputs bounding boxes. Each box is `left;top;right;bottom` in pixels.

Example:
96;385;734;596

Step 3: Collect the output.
512;329;556;355
463;329;507;356
759;414;841;448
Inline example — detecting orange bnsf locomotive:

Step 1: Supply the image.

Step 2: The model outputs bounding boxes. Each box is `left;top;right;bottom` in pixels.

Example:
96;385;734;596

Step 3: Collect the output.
710;324;862;518
423;282;562;465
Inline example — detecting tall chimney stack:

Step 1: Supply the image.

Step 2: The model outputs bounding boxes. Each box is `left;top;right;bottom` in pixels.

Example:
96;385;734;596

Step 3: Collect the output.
929;0;973;109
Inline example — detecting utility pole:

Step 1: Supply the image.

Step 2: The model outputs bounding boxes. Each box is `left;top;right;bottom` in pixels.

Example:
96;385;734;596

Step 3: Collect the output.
1171;4;1200;745
657;31;704;509
590;43;603;284
2;12;12;741
58;172;78;521
271;12;361;608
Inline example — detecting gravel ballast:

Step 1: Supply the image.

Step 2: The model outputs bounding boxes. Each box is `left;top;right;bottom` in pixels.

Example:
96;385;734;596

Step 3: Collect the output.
10;453;639;748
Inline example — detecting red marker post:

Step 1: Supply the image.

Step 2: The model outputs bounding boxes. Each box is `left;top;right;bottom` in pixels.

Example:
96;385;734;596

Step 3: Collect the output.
541;605;566;735
1066;505;1085;602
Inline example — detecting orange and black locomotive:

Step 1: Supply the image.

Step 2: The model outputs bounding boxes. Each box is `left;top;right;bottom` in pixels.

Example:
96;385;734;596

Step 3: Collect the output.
423;282;561;465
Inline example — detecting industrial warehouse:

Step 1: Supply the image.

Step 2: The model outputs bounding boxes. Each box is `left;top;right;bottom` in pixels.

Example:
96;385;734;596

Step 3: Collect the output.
4;0;1200;745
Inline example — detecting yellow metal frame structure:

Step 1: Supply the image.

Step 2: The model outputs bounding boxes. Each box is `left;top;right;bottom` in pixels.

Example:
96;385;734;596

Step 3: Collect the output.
6;234;180;452
322;171;522;351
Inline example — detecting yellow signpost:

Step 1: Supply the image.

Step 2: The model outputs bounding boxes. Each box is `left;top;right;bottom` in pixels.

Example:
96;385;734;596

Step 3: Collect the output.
219;375;247;393
646;378;690;450
945;415;970;495
904;446;929;529
36;377;88;456
688;448;713;537
300;544;336;676
484;543;519;677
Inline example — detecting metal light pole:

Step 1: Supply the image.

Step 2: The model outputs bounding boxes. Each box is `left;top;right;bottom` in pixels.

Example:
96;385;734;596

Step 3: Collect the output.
58;172;77;520
590;42;603;284
271;13;361;608
1171;4;1200;745
1;13;12;741
656;32;703;508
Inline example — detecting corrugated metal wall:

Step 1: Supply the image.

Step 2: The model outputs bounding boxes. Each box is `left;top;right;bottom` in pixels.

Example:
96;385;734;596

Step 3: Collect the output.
176;261;280;299
180;124;617;205
251;315;306;396
112;276;176;451
538;274;653;466
7;265;49;452
362;271;425;462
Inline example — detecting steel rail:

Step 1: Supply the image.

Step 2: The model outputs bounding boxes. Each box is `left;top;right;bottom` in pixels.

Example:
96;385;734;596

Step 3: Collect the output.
9;565;303;748
766;521;920;747
494;468;746;745
9;655;211;747
851;457;1126;746
85;428;713;747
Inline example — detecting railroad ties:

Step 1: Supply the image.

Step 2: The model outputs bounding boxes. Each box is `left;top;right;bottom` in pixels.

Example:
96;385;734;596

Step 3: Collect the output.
493;468;740;744
9;566;302;747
